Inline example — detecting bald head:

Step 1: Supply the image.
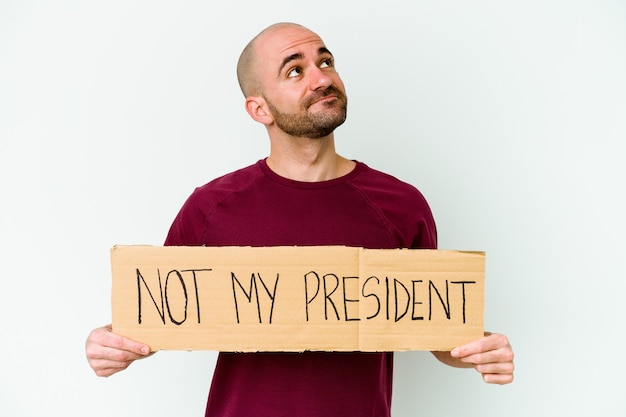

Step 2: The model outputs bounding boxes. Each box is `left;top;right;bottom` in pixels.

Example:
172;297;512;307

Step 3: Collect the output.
236;22;312;97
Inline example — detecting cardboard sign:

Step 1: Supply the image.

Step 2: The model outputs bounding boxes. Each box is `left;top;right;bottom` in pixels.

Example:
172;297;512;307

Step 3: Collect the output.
111;246;485;352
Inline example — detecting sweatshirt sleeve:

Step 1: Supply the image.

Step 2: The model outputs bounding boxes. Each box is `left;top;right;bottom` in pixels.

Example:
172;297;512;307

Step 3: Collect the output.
163;188;208;246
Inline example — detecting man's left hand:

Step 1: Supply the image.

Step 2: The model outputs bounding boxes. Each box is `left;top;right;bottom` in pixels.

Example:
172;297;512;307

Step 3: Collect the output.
450;332;515;385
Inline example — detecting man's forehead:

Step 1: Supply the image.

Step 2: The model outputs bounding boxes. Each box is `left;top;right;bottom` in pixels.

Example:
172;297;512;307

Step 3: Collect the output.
278;34;326;54
258;27;329;61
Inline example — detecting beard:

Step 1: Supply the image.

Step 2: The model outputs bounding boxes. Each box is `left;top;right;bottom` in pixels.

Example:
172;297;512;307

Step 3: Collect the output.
265;86;348;139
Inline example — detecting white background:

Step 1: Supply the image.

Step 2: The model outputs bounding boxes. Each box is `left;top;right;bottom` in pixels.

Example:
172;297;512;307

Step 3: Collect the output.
1;1;625;416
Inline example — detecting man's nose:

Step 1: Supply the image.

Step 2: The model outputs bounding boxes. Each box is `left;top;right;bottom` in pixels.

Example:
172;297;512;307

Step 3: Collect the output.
308;66;332;90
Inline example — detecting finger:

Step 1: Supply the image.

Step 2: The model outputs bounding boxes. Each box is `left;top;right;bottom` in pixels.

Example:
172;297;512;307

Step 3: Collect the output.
104;334;151;356
89;325;150;356
475;360;515;376
452;333;510;359
481;371;514;385
87;343;151;378
89;357;134;377
455;344;514;366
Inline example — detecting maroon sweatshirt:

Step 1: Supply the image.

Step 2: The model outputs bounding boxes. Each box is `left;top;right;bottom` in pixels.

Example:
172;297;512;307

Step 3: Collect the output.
165;159;437;417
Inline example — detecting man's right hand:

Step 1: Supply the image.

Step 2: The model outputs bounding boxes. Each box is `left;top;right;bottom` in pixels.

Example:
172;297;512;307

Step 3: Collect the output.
85;324;152;377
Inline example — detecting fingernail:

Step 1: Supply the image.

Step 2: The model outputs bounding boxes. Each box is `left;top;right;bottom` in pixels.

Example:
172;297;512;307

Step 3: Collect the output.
451;349;460;358
141;346;149;355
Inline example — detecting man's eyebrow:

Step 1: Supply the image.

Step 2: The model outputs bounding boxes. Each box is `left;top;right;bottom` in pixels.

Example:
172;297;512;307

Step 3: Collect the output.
319;47;333;57
277;47;334;76
278;53;304;76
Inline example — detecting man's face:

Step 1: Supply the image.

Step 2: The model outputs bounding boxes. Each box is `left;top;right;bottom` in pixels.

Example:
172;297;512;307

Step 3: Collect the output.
255;26;348;138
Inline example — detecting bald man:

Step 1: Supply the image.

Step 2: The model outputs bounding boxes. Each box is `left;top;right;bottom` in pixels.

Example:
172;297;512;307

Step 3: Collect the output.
86;22;514;417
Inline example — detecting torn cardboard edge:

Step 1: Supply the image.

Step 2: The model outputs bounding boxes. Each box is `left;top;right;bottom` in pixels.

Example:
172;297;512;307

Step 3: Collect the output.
111;245;485;352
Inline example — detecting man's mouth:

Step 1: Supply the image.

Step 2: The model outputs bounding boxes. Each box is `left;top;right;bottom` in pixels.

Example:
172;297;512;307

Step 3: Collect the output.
305;89;342;109
311;95;337;105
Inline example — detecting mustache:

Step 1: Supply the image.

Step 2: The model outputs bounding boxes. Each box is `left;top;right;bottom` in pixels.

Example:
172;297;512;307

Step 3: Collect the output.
302;86;346;109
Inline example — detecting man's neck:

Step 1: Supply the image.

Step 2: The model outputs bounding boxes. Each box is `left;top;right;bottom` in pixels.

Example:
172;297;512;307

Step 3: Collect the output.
266;134;355;182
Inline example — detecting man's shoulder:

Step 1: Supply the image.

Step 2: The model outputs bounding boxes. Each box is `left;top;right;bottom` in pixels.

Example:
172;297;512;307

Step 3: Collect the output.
352;162;425;198
195;160;264;194
176;161;264;213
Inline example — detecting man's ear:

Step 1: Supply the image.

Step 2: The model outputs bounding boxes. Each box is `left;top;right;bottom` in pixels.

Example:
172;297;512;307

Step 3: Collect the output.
244;96;273;125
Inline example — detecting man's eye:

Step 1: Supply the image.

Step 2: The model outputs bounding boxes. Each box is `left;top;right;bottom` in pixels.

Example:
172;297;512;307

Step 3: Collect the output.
287;67;302;78
320;58;333;68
